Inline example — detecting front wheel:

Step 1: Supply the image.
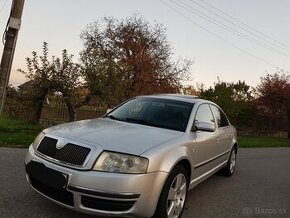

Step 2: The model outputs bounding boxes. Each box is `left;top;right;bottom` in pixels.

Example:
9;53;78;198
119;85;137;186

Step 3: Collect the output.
153;165;188;218
221;146;237;177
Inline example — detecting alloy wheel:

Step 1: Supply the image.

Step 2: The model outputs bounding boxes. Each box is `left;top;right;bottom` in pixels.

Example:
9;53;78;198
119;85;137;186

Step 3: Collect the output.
230;150;236;173
167;173;187;218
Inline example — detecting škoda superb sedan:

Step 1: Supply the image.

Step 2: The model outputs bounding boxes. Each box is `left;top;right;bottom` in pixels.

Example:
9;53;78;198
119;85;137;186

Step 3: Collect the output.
25;94;238;218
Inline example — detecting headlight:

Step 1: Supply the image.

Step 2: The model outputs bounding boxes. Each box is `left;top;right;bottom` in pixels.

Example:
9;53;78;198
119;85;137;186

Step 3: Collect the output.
32;132;45;150
93;151;149;174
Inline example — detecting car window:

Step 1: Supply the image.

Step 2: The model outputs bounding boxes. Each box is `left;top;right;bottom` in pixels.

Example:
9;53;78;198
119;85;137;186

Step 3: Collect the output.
115;100;147;120
210;105;229;127
194;104;214;124
108;98;194;132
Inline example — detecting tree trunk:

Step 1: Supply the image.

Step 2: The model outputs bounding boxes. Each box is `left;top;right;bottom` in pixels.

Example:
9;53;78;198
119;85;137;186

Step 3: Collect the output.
64;98;76;122
32;94;46;122
287;109;290;139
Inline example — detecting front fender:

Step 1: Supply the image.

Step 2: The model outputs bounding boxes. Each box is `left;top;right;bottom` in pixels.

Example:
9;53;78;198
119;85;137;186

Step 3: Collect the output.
141;139;194;175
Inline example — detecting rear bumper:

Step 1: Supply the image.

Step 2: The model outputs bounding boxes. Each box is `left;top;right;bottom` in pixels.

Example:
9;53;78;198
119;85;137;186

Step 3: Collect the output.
25;145;168;218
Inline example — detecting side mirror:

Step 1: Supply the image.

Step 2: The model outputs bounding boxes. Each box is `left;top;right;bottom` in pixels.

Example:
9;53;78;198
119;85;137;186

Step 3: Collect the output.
106;108;113;114
192;121;215;132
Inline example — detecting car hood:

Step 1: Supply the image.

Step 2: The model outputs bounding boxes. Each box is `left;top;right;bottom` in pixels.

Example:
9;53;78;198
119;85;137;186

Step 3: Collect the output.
45;118;183;155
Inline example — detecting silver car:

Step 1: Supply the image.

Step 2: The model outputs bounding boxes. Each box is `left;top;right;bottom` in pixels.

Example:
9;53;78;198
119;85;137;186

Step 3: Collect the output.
25;94;238;218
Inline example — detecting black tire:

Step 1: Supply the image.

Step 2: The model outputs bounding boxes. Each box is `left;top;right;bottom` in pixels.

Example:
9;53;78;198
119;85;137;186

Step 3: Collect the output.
221;146;237;177
153;165;189;218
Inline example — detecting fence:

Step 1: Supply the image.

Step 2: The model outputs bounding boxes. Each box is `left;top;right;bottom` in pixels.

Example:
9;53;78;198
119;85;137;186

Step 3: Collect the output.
39;95;107;127
235;115;288;138
4;96;289;138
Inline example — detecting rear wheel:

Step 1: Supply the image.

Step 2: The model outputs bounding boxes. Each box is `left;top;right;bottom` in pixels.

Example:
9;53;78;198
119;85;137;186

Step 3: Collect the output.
153;165;188;218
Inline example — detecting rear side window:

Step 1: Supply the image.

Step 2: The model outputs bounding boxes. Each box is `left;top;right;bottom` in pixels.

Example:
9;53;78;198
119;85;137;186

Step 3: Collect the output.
210;105;229;127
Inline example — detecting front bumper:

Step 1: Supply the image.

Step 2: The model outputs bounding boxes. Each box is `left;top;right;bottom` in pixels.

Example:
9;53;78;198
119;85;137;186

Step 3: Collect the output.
25;146;168;218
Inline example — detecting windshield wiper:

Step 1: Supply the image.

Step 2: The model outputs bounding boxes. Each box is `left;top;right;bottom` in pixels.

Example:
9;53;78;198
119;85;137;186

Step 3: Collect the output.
105;115;123;121
106;116;162;128
125;118;160;127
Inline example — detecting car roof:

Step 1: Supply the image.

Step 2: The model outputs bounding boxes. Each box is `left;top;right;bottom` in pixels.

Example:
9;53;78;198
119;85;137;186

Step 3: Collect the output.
139;94;203;104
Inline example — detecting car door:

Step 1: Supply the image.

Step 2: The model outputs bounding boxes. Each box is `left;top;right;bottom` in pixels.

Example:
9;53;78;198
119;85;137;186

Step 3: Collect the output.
191;103;221;177
210;104;233;163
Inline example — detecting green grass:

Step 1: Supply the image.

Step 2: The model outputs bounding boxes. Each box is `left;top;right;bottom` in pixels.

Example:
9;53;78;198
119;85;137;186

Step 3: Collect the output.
238;136;290;148
0;116;41;148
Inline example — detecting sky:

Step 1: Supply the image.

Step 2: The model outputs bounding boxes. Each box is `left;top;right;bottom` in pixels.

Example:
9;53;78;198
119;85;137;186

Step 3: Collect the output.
0;0;289;87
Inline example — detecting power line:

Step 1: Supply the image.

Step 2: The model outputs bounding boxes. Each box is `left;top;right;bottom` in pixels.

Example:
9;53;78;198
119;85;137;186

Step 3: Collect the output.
174;0;290;58
159;0;280;69
188;0;290;53
197;0;290;50
170;0;290;58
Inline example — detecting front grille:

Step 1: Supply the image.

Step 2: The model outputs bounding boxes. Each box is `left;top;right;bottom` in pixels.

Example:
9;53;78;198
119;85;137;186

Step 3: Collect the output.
30;176;74;206
37;137;90;166
81;196;135;211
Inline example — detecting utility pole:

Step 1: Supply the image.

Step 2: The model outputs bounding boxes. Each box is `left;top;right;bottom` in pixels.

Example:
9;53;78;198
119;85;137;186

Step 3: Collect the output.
0;0;25;116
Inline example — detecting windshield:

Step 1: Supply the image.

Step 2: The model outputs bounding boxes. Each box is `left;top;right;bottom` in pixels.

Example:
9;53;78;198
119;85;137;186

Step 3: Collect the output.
105;97;194;132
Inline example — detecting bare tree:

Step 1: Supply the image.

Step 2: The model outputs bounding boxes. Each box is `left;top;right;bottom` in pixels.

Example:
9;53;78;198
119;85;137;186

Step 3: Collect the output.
19;42;90;122
18;42;53;121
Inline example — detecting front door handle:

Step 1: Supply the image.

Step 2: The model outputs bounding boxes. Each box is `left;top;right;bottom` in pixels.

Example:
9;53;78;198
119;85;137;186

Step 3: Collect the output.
216;137;220;143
